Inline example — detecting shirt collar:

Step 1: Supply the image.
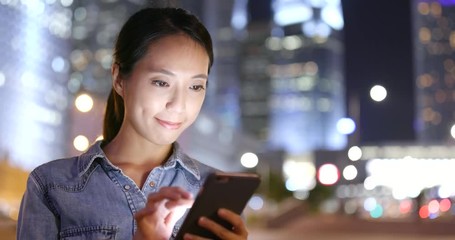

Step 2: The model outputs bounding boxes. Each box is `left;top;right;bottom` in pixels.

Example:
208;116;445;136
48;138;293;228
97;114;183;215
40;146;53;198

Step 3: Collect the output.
77;141;201;180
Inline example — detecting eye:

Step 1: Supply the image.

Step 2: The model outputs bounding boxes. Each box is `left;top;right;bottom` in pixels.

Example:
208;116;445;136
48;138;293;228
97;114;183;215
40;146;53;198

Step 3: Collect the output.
190;85;205;92
151;80;169;87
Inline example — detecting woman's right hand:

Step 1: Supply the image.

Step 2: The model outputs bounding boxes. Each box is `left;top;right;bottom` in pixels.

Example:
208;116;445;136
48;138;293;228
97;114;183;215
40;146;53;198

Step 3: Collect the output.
133;186;194;240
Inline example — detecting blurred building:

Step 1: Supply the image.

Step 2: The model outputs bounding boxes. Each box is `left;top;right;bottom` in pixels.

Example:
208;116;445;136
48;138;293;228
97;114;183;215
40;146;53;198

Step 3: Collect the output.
239;0;347;155
0;1;72;171
413;0;455;144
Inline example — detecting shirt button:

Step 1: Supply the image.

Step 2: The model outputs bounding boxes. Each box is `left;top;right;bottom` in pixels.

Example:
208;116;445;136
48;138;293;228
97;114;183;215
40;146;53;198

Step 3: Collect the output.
149;181;156;187
123;184;131;190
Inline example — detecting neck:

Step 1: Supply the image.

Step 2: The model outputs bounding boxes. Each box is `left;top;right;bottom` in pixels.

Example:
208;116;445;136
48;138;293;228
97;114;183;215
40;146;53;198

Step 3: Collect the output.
102;133;173;168
102;132;173;189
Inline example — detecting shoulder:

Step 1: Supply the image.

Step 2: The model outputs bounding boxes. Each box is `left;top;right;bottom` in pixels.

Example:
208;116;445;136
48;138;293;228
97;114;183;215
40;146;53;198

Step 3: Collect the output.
29;156;80;186
29;141;106;188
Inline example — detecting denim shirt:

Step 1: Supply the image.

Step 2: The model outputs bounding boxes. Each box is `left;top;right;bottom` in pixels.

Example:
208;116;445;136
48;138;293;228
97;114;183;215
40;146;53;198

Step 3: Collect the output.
17;141;217;240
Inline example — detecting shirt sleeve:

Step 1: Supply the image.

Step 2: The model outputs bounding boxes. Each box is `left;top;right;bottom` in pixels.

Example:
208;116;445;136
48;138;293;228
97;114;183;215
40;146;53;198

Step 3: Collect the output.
17;172;59;240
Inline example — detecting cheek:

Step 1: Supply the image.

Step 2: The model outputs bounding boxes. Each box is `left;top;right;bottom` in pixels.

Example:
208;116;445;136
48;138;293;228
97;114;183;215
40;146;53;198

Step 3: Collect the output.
187;97;204;116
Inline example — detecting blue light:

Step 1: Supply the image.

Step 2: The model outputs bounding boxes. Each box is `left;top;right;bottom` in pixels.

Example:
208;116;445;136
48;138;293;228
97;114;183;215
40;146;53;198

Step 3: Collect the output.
336;118;356;135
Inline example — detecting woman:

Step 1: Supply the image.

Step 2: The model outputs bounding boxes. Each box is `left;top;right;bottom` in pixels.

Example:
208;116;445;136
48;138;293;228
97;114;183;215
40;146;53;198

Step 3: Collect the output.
17;7;248;240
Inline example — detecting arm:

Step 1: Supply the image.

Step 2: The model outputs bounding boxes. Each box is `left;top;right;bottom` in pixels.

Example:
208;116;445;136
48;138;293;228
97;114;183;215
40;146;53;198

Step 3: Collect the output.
17;172;59;240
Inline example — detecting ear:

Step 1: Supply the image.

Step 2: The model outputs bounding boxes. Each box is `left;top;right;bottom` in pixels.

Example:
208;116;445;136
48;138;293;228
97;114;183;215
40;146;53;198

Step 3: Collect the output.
112;63;125;97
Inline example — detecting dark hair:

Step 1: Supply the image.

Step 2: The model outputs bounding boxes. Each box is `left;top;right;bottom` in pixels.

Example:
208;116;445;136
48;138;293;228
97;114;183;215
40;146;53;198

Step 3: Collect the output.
102;7;214;144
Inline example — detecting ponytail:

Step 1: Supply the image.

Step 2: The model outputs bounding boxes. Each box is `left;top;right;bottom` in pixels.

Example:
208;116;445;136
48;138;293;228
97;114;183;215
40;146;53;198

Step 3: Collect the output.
102;89;124;144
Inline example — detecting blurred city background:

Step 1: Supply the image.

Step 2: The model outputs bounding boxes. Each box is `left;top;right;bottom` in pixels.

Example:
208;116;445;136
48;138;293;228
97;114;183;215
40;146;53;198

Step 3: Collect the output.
1;0;455;239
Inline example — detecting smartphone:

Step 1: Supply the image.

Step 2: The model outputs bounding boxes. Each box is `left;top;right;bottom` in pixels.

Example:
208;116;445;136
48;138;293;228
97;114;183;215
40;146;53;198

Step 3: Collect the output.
174;172;261;240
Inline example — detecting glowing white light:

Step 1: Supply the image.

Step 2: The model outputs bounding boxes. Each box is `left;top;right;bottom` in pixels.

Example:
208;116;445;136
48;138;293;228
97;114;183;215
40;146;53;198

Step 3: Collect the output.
438;184;455;198
286;177;316;192
248;195;264;210
336;118;356;135
363;197;377;211
51;56;66;72
0;72;5;87
283;160;316;191
95;135;104;141
370;85;387;102
282;35;302;50
265;37;282;51
343;165;358;181
231;0;248;30
273;1;313;26
75;93;93;113
366;158;455;199
308;0;325;8
348;146;362;161
321;5;344;30
60;0;73;7
240;152;259;168
363;176;376;190
302;20;331;38
450;124;455;139
73;135;89;152
293;190;309;200
318;163;339;185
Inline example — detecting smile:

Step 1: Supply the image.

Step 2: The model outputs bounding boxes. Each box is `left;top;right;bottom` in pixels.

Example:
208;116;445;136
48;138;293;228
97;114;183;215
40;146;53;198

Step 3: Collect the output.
156;118;182;130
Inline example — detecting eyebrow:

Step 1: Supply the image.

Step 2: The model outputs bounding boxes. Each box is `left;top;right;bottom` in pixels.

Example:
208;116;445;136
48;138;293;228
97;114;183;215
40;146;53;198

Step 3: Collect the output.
154;68;208;80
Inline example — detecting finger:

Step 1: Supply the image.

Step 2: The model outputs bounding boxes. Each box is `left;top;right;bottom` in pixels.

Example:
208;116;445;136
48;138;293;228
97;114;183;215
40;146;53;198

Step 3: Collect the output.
218;208;248;236
146;187;192;208
183;233;210;240
134;206;156;220
197;217;237;240
164;198;194;209
159;186;193;199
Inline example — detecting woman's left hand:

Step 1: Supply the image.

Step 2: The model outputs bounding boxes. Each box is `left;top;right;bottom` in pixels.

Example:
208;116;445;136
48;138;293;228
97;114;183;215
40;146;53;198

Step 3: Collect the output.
183;208;248;240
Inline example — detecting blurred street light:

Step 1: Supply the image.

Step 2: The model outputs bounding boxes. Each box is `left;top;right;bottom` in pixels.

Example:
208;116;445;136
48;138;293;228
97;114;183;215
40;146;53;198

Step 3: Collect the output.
240;152;259;168
370;85;387;102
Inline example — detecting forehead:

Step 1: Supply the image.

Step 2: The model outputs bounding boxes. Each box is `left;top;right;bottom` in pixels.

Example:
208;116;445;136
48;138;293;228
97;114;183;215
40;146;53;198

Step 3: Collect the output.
148;34;206;57
139;34;209;67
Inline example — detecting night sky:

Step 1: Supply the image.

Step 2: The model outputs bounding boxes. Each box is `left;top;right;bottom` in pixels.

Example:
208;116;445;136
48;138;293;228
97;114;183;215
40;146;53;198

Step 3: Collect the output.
342;0;415;144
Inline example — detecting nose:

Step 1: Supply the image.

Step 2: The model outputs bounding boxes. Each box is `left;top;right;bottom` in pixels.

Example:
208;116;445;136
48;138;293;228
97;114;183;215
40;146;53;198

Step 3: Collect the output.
166;88;186;113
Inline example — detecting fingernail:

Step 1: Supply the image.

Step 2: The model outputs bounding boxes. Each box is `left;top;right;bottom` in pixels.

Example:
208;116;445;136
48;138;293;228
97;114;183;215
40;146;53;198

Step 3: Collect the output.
218;208;227;215
184;233;194;240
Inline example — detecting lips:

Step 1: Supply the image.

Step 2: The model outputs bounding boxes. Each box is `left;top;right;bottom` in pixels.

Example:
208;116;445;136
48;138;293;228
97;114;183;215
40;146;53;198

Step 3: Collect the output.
156;118;182;130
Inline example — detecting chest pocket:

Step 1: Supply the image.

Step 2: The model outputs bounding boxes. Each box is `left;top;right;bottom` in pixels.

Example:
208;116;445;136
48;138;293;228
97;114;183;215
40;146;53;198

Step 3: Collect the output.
60;225;118;240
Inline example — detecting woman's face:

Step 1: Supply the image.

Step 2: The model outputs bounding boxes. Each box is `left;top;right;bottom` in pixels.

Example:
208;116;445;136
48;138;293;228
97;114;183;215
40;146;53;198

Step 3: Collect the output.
115;34;209;145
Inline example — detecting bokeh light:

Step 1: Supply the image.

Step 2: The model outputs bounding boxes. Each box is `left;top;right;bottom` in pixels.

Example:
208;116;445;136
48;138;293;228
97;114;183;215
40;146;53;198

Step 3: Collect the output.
439;199;451;212
318;163;339;185
342;165;358;181
336;117;356;135
248;195;264;210
240;152;259;168
75;93;93;113
419;205;430;219
347;146;362;161
370;85;387;102
73;135;89;152
451;124;455;139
